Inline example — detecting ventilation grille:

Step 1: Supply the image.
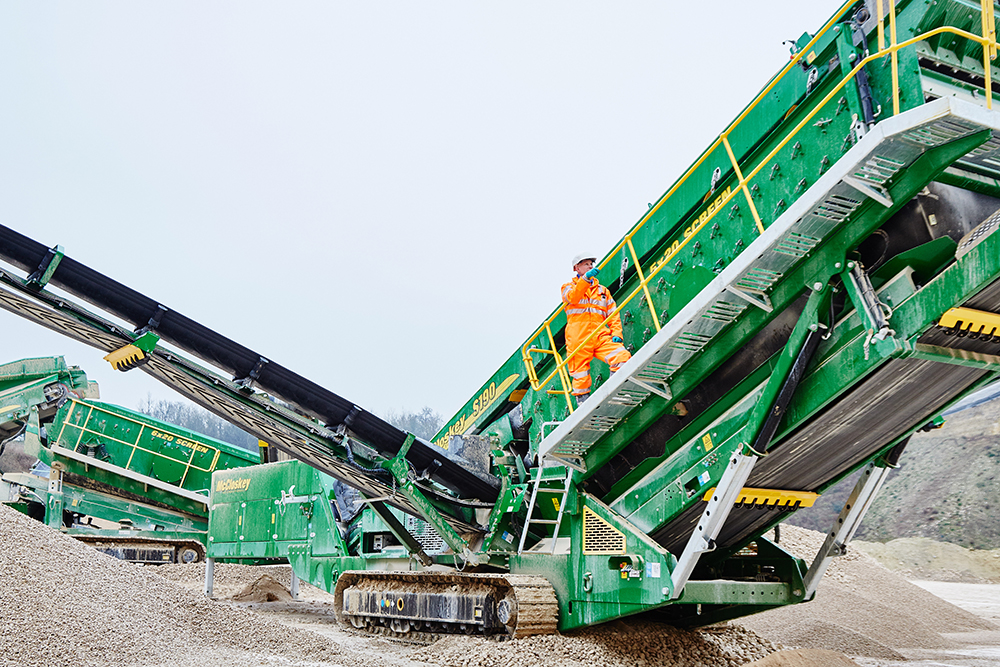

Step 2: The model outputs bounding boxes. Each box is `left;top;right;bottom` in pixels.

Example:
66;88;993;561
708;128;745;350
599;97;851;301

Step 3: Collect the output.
773;232;821;257
407;515;447;553
583;506;626;555
956;208;1000;259
635;360;679;383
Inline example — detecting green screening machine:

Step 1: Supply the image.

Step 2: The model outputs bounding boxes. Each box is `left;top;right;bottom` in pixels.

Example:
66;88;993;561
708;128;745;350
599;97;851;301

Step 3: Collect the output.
0;356;259;563
2;0;1000;639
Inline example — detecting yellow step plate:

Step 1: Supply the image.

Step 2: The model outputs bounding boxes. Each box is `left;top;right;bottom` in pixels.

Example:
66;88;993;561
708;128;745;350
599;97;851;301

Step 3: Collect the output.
938;307;1000;340
703;486;819;509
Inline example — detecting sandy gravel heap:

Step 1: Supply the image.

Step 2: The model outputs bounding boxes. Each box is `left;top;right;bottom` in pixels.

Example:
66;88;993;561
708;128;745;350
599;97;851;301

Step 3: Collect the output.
0;503;338;667
855;536;1000;583
739;525;997;659
231;574;294;602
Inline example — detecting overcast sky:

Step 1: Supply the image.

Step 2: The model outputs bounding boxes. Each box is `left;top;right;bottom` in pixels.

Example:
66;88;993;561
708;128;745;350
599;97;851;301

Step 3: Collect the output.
0;2;839;421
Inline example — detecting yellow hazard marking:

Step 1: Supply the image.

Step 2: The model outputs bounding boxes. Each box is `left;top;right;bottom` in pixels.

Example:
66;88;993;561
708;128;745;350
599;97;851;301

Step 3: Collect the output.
271;513;275;524
703;486;819;508
551;498;561;512
939;307;1000;338
806;50;817;64
702;433;714;451
509;389;527;402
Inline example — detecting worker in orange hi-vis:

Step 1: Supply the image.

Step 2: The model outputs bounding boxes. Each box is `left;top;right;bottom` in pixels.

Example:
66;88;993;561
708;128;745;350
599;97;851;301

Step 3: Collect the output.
561;254;631;405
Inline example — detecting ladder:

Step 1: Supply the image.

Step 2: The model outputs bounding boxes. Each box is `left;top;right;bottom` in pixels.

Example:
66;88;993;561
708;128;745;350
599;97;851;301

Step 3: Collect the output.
516;464;572;554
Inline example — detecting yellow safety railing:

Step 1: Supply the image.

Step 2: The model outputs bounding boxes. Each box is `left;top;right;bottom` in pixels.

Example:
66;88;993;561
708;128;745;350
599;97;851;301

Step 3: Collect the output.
522;0;1000;405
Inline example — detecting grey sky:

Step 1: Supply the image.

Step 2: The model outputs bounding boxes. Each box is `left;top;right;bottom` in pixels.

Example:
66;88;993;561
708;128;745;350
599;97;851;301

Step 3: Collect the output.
0;2;838;420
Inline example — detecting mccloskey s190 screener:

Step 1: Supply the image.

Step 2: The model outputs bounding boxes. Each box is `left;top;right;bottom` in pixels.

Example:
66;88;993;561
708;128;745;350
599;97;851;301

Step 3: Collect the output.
2;0;1000;639
0;356;260;563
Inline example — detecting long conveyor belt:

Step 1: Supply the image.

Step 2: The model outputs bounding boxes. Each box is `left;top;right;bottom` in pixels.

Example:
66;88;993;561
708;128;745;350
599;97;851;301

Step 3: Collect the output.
0;225;500;511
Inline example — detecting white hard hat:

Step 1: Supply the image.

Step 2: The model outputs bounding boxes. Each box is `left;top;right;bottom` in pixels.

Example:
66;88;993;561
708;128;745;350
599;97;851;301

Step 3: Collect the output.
572;253;597;267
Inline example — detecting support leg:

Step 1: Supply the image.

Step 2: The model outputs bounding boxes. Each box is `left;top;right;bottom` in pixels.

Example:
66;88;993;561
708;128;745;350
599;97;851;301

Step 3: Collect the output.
670;451;758;595
670;285;830;598
290;565;300;601
46;466;65;530
204;557;215;597
802;459;893;598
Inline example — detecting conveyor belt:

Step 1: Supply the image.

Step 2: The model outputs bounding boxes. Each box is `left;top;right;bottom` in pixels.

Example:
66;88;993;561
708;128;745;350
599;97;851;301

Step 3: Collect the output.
653;275;1000;556
0;224;499;504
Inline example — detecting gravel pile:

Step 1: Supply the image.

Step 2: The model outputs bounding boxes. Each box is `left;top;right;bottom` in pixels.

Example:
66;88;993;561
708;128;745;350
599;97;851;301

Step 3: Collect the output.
854;536;1000;583
416;620;777;667
12;494;989;667
231;574;294;602
0;503;340;667
738;524;997;658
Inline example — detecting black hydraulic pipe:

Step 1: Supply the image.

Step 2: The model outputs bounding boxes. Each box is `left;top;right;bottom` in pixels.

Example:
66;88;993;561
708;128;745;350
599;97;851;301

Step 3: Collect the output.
882;436;910;468
749;328;824;455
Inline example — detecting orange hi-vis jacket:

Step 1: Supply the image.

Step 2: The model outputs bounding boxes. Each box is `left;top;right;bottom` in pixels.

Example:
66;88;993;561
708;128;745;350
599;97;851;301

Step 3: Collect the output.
561;275;624;346
560;275;630;395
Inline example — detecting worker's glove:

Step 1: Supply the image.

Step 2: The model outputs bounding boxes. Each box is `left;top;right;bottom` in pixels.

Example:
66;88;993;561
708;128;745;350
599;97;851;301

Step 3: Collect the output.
584;267;599;280
612;336;623;344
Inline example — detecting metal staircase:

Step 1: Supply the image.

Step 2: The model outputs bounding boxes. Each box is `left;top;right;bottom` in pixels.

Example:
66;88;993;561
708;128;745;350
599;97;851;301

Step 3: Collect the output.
538;97;1000;472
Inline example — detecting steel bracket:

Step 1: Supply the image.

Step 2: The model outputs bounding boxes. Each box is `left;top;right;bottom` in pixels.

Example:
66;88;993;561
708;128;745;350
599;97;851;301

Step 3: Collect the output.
27;245;64;289
724;285;774;312
842;174;894;207
626;376;673;400
803;460;892;598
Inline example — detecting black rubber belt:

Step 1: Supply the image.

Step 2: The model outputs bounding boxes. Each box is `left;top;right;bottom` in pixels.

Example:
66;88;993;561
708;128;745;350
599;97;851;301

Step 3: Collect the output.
0;224;499;501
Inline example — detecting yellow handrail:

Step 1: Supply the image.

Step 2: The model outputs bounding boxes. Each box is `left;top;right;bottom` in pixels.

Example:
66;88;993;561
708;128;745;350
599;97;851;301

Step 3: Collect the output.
627;238;661;333
521;1;858;378
983;0;997;110
522;4;1000;396
722;135;765;235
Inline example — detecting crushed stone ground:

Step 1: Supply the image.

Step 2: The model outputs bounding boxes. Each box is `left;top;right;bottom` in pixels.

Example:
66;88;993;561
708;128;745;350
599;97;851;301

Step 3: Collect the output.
737;525;999;662
7;499;1000;667
0;503;343;667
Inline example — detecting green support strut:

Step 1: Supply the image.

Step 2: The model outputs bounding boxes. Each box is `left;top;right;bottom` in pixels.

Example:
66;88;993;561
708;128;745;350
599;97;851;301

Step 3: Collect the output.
670;282;832;597
380;433;482;567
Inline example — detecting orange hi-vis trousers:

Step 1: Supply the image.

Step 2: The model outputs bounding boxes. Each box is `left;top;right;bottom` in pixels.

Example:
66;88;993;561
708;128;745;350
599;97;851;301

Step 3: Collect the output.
561;275;632;395
566;334;631;396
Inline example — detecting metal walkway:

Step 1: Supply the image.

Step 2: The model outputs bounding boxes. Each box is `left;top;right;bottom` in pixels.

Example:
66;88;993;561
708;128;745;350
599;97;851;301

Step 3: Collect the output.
538;97;1000;472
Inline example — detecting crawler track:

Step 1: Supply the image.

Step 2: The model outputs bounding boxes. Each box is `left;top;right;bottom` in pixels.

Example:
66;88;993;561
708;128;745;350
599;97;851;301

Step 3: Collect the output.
73;534;205;564
333;571;558;640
